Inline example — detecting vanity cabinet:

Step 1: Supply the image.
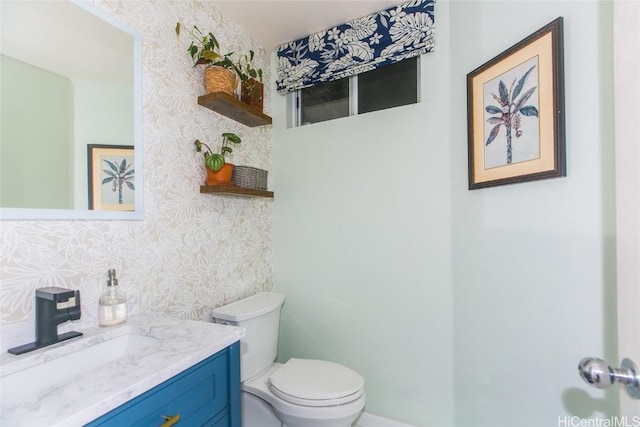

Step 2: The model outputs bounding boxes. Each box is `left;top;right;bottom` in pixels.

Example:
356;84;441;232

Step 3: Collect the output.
85;341;240;427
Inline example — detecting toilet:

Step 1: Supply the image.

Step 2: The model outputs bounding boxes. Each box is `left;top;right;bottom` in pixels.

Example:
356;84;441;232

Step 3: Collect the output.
211;292;365;427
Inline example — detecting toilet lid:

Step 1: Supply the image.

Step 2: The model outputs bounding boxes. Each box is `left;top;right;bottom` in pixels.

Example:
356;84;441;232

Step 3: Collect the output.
268;358;364;407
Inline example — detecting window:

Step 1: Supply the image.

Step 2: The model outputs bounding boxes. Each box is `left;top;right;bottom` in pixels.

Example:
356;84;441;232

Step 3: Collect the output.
358;57;418;114
300;79;349;125
295;57;420;126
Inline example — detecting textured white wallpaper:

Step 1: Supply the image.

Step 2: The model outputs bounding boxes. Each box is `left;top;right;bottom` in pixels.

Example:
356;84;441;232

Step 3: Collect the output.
0;0;273;328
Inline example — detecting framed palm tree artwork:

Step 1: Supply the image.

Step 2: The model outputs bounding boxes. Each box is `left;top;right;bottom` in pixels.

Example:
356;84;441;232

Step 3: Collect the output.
88;145;135;210
467;17;565;189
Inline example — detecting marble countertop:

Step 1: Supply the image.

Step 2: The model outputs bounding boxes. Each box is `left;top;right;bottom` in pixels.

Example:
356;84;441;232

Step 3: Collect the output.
0;314;245;426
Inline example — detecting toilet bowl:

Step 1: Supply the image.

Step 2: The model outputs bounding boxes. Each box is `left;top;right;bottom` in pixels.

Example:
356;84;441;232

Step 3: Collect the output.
211;292;365;427
244;361;365;427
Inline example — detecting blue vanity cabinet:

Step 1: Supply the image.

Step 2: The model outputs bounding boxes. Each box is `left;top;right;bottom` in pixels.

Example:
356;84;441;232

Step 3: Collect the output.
85;341;241;427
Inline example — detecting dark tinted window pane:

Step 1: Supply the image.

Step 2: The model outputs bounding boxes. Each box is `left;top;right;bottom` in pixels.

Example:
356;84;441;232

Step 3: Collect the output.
358;57;418;114
300;78;349;125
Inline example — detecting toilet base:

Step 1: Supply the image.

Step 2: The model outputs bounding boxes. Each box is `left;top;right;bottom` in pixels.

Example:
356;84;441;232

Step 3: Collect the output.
242;391;282;427
242;388;364;427
273;404;365;427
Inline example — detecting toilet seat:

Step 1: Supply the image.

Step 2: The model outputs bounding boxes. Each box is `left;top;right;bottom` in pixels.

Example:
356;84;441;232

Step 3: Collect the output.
268;358;365;407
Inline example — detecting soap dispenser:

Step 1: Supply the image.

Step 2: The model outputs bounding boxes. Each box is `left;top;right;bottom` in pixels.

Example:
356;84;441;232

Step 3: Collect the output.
99;269;127;327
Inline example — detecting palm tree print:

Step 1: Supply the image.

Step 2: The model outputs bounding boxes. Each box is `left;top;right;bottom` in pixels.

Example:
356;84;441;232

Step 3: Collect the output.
102;158;134;204
485;64;539;165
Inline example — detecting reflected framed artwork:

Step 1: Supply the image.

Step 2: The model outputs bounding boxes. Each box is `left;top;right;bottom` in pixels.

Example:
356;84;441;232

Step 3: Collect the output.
466;17;565;190
88;145;135;211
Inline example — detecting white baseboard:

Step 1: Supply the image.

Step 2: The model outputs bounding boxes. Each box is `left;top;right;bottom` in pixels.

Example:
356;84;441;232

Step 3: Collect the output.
354;412;416;427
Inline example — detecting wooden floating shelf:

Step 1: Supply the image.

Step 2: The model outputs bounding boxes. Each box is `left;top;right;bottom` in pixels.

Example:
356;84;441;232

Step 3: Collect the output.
198;91;272;127
200;185;274;199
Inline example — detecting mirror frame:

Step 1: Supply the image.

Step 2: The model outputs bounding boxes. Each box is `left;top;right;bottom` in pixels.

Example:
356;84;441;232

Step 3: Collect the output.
0;0;143;221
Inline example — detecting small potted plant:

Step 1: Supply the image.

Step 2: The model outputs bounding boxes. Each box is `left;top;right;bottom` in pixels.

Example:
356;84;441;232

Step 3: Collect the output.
237;50;264;111
175;22;240;95
194;133;242;185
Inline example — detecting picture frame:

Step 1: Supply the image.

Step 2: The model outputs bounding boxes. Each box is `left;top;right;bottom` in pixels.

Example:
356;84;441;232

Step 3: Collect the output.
466;17;565;190
88;144;135;211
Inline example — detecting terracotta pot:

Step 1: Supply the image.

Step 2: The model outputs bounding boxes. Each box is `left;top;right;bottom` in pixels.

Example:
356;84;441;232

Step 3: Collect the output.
204;66;239;95
205;163;235;185
241;78;264;112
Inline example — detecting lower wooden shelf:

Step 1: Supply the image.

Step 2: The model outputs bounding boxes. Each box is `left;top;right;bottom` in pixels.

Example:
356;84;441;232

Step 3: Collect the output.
200;185;274;199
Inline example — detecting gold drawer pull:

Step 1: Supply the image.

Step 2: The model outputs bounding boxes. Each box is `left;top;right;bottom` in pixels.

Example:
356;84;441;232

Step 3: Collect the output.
161;414;181;427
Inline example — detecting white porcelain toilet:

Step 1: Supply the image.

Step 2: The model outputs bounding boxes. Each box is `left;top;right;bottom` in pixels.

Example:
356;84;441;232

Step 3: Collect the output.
211;292;365;427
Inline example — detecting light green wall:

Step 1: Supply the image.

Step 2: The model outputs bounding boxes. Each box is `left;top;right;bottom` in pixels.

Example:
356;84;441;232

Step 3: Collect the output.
0;55;73;209
72;80;133;209
272;4;454;425
0;55;133;210
450;1;617;425
272;1;616;426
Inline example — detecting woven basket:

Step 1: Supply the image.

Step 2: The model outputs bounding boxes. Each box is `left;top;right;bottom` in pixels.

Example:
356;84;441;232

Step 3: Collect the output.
232;166;268;190
204;66;239;95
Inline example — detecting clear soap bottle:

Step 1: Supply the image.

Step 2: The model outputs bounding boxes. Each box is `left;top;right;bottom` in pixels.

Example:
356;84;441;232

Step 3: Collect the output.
99;269;127;327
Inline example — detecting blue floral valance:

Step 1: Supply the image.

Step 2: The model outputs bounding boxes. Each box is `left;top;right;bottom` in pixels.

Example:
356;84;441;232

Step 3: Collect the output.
276;0;435;94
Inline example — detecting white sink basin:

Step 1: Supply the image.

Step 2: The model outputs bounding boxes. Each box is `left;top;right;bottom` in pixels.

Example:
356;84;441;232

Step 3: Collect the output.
0;315;245;427
1;332;159;409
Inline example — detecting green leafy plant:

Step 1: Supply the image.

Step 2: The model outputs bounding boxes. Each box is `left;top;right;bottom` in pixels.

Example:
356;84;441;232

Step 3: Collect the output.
175;22;222;66
237;50;263;96
175;22;243;73
194;133;242;172
237;50;263;83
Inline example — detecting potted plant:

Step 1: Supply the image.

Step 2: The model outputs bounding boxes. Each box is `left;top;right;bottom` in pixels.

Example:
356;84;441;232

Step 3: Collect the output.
237;50;264;111
175;22;240;95
194;133;242;185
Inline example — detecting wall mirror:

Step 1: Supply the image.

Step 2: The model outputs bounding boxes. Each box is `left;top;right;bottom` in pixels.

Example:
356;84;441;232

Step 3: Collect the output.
0;0;142;220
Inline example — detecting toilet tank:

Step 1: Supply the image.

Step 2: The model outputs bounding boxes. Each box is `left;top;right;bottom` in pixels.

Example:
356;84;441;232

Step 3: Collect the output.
211;292;285;381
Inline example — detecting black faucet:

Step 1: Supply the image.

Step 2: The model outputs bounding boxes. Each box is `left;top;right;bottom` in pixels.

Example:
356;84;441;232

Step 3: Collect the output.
8;287;83;355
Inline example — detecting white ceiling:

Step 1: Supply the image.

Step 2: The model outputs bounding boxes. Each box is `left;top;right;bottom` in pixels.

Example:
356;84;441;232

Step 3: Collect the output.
212;1;401;51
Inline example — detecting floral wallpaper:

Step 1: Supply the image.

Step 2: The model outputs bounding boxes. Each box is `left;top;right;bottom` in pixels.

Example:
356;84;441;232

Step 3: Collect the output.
0;0;272;339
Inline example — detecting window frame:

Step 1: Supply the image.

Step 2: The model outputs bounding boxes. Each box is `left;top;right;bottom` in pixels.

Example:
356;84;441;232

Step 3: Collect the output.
292;57;421;127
